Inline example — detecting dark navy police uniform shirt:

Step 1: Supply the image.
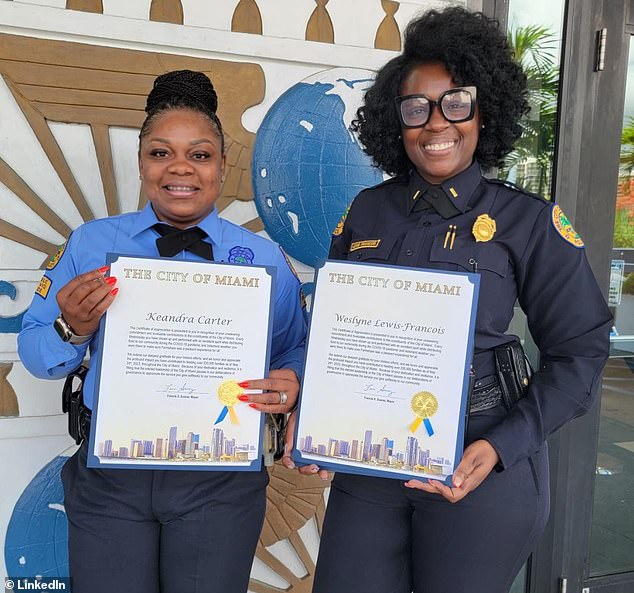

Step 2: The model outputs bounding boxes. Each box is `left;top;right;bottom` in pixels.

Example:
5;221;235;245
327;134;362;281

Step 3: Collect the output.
330;161;612;470
19;203;306;410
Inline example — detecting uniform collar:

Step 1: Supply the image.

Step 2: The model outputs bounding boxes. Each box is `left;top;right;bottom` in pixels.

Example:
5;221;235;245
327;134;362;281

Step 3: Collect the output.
405;160;482;218
129;202;222;246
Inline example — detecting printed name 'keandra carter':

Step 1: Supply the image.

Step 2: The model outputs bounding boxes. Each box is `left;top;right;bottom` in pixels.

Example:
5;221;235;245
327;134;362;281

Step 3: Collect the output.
145;313;233;325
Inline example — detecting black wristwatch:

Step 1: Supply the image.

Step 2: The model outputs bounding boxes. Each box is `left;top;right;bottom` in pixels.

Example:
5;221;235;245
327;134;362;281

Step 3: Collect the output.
53;315;92;344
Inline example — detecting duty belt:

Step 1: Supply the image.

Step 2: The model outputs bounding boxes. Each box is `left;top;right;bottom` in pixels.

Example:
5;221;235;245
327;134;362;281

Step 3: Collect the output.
469;375;502;413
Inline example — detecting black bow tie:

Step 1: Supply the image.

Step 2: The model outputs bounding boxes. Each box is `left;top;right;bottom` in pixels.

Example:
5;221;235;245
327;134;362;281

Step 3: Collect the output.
154;224;214;260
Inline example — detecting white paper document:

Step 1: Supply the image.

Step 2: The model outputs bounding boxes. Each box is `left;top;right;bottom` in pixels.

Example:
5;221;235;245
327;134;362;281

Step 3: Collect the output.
293;260;480;482
88;255;274;471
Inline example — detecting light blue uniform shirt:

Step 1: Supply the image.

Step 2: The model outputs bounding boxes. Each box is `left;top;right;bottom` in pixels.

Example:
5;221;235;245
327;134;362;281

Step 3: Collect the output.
18;204;307;409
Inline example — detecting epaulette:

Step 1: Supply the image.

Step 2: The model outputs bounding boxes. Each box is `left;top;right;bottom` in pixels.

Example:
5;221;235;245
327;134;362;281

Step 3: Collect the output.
487;178;549;203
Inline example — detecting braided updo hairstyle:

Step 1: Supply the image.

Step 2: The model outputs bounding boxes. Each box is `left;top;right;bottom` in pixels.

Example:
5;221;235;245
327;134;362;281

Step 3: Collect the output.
139;70;224;151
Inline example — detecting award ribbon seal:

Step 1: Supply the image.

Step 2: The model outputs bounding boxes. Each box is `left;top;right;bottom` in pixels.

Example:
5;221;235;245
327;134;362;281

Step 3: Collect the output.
410;391;439;436
214;380;243;425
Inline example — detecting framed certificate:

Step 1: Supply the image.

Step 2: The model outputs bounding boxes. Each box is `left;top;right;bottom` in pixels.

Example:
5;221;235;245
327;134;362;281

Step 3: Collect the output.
87;254;275;471
292;260;480;482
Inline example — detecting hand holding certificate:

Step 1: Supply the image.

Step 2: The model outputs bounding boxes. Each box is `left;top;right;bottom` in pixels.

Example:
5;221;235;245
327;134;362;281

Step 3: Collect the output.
292;260;480;482
87;255;275;471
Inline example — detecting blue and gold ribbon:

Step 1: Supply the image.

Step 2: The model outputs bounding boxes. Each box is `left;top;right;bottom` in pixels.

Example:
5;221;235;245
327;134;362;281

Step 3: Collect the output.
214;380;243;425
410;391;439;436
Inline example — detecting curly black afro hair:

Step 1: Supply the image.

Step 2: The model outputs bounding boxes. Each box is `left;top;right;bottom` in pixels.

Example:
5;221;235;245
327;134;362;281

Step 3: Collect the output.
352;7;529;176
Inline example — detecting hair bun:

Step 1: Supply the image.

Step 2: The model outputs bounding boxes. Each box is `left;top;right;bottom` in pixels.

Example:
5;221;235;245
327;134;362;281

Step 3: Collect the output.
145;70;218;115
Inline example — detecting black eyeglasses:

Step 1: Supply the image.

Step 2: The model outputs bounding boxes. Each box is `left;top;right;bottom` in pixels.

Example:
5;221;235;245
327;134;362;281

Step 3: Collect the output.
395;86;477;128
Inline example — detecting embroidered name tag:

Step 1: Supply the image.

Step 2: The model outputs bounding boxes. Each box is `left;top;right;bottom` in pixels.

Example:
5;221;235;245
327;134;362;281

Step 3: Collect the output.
350;239;381;252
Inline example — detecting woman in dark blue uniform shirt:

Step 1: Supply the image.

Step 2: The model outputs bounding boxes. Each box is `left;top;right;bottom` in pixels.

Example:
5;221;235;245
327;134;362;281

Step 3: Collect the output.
284;7;611;593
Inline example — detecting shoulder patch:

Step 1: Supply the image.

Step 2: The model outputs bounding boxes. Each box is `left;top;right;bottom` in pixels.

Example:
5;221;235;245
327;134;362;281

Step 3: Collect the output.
35;275;52;299
551;205;584;248
46;242;67;270
332;206;350;237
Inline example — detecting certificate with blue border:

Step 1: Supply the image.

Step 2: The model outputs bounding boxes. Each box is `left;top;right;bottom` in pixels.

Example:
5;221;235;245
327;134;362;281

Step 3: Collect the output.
292;260;480;482
87;254;275;471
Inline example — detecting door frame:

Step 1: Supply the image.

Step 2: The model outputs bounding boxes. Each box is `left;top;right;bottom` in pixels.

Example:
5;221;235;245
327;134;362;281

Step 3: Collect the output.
528;1;634;592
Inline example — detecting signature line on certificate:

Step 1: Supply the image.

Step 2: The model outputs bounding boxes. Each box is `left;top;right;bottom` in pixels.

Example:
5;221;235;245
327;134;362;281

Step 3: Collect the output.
156;383;208;396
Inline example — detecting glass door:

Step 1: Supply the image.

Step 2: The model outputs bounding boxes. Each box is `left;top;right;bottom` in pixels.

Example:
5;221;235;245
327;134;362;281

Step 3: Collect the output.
588;35;634;582
526;1;634;592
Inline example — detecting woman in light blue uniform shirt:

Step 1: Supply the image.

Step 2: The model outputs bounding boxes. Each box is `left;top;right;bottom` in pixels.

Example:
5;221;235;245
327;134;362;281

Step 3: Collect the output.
18;70;306;593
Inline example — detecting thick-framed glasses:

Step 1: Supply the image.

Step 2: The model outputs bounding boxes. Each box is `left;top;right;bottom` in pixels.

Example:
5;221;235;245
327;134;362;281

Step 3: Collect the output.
395;86;477;128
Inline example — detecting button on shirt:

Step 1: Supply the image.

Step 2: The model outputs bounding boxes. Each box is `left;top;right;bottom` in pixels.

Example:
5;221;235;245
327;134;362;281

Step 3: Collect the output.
19;204;307;409
330;161;612;469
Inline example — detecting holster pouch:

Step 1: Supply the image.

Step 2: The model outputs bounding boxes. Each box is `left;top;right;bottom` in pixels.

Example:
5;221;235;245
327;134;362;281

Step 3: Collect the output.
494;340;532;410
62;365;89;445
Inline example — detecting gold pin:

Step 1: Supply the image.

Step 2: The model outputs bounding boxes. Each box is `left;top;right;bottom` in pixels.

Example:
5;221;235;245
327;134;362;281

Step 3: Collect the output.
412;190;421;201
443;225;457;249
443;226;451;249
449;187;458;198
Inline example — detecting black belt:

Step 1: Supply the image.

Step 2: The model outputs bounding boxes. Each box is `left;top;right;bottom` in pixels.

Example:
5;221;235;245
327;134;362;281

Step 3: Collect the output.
469;375;502;413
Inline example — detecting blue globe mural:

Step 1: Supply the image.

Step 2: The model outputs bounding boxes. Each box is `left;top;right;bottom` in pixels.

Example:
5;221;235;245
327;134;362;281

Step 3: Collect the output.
253;68;384;267
4;456;69;578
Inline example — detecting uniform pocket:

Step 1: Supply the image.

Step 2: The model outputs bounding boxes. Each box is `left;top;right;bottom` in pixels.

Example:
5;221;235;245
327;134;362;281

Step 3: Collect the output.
429;235;508;278
527;444;549;498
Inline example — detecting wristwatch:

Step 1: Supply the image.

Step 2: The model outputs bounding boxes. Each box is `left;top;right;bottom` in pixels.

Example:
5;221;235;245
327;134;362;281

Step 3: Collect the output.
53;315;92;344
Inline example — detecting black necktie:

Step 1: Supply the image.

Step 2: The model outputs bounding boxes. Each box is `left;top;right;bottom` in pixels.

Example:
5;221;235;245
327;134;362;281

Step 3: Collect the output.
154;224;214;260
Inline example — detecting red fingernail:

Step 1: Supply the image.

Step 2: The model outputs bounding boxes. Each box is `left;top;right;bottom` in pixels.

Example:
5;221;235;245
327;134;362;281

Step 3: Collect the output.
105;276;117;286
238;381;250;388
248;403;258;409
111;288;119;296
98;266;110;274
238;395;249;402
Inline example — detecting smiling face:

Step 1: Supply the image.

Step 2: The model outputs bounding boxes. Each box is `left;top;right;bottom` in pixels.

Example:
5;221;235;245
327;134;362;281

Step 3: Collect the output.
138;108;226;229
400;62;479;185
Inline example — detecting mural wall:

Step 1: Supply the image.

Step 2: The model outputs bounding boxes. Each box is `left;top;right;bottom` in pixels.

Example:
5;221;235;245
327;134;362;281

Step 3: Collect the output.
0;0;476;589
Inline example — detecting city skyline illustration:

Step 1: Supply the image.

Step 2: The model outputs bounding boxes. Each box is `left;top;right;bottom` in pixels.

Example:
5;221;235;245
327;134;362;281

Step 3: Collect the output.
298;425;454;476
97;424;256;463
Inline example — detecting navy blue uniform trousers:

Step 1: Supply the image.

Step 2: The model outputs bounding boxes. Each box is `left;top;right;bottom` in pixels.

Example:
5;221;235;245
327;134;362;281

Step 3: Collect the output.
61;443;267;593
312;404;550;593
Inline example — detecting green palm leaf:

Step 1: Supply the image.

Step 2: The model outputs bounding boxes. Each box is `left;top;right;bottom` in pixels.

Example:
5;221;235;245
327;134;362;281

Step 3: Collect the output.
500;24;559;197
